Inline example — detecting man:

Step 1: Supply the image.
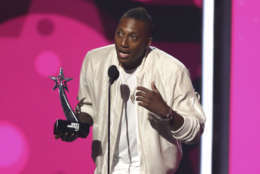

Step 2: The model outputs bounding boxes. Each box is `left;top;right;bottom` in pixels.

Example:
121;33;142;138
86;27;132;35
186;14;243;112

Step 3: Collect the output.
58;7;205;174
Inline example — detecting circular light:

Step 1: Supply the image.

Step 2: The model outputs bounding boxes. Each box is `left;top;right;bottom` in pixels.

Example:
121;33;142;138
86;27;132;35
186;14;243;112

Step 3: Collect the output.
34;50;60;77
37;18;55;36
0;122;28;174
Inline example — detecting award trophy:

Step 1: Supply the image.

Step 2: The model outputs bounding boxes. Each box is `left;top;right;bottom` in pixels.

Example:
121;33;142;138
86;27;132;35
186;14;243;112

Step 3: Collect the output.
50;68;91;138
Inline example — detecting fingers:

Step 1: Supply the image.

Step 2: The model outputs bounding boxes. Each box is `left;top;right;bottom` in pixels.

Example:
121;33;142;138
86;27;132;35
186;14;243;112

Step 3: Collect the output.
137;82;158;92
151;82;158;92
136;96;149;103
55;131;77;142
136;86;151;93
135;83;166;116
136;83;161;109
137;100;149;109
136;90;151;104
136;85;153;99
136;90;146;98
136;90;151;110
136;86;153;107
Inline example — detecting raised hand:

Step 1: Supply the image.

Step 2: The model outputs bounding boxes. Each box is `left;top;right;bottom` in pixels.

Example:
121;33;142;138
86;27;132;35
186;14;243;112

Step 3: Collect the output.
136;82;169;117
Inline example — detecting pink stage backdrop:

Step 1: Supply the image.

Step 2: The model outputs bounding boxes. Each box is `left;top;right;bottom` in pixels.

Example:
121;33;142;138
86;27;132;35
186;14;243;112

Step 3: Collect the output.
229;0;260;174
0;1;110;173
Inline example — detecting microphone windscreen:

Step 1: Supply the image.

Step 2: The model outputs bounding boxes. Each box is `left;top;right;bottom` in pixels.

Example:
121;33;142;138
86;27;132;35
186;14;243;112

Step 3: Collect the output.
108;65;119;84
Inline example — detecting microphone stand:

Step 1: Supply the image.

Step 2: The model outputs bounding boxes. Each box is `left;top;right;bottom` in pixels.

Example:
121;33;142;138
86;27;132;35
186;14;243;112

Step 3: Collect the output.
108;82;112;174
107;65;119;174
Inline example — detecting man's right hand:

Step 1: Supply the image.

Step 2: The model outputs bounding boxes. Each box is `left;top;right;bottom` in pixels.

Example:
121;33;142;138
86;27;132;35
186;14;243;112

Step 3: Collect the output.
54;103;93;142
55;131;78;142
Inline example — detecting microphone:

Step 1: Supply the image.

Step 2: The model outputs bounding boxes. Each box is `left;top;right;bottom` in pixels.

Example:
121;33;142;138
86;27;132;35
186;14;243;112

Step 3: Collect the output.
108;65;119;84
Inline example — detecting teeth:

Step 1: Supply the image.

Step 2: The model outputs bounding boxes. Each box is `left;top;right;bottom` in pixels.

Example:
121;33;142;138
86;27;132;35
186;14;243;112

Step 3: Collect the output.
119;52;129;58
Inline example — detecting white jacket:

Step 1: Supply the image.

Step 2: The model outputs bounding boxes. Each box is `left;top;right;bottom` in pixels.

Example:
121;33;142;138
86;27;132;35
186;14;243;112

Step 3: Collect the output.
78;44;206;174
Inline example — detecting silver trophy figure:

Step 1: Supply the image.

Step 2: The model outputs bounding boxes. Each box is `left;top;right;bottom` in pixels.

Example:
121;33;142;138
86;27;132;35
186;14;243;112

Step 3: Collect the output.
50;68;91;138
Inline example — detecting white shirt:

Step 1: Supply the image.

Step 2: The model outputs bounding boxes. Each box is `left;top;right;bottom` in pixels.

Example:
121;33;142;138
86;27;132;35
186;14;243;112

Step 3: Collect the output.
112;67;141;174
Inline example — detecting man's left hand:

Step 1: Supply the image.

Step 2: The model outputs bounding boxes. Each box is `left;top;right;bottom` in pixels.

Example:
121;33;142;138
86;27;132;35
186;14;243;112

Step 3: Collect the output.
136;82;169;117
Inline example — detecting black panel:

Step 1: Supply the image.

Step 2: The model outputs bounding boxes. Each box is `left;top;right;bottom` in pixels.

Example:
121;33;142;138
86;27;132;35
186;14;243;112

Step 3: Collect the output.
213;0;231;173
0;0;32;24
93;0;202;43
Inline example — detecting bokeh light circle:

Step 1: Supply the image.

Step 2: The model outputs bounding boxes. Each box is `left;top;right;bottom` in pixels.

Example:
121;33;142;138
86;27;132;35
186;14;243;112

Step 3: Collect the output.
34;50;60;77
37;18;55;36
0;122;28;173
193;0;202;8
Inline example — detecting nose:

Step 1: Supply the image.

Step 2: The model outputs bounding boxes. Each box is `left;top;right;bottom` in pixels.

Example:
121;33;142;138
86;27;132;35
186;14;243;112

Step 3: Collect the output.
121;36;128;48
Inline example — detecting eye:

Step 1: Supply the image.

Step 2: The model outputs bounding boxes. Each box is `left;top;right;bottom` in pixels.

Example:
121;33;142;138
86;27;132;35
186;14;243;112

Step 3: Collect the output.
130;34;137;41
116;30;124;37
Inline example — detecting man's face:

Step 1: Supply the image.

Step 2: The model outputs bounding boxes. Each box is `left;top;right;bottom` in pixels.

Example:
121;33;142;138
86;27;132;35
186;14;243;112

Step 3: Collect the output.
114;17;151;70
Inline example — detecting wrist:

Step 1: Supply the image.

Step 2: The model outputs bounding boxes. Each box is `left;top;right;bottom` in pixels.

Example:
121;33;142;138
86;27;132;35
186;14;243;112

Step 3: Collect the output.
159;105;168;117
160;106;174;120
165;108;174;119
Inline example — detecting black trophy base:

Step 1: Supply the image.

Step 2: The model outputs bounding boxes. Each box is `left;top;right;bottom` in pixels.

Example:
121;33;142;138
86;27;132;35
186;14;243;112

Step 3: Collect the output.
54;120;90;138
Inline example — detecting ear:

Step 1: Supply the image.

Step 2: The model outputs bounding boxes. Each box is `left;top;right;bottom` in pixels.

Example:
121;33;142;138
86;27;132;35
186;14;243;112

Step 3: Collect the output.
147;37;152;46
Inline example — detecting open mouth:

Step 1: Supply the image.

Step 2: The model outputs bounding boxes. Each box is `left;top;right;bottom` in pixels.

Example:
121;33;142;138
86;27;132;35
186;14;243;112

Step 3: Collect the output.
118;49;130;59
